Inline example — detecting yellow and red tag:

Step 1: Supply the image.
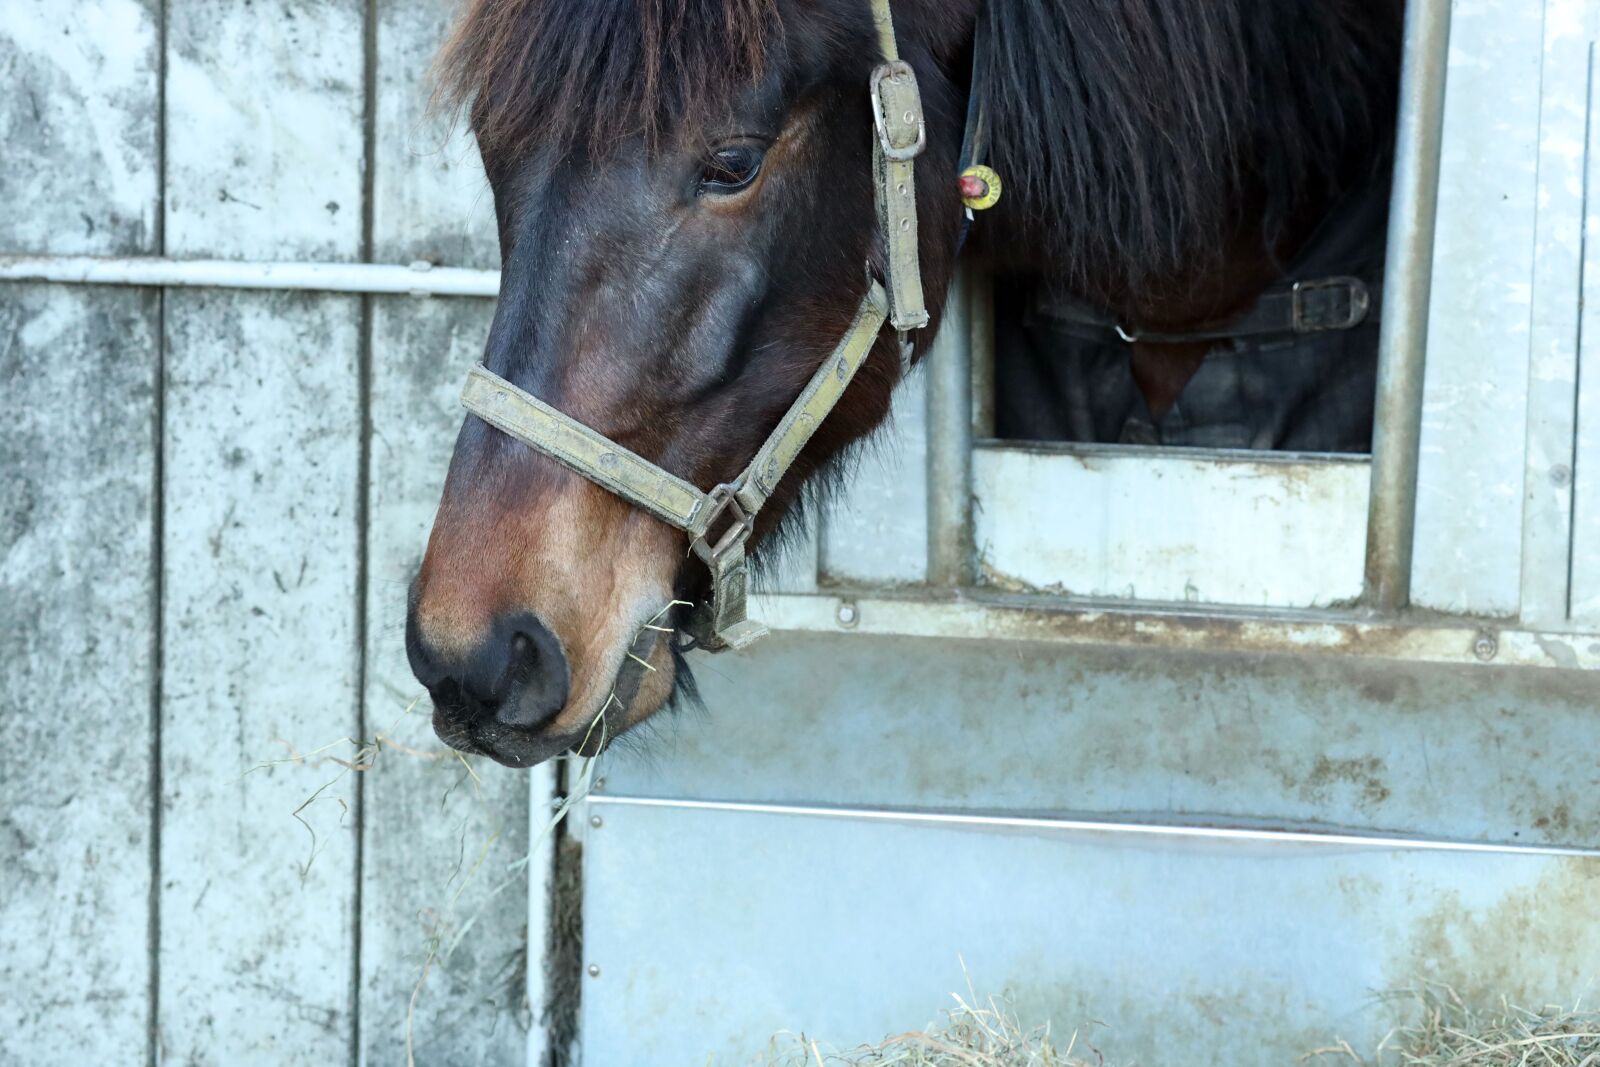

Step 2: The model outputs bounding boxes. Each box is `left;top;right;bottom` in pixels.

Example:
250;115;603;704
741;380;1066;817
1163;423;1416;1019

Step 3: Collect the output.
958;165;1002;210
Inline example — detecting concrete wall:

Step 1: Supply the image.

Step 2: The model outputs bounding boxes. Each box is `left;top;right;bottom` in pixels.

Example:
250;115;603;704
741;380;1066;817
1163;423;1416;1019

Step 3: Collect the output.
0;4;539;1064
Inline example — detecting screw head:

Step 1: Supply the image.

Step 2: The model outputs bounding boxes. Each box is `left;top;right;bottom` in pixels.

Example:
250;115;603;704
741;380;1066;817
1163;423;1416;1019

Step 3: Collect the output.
1551;464;1573;488
587;964;601;978
836;601;859;628
1472;630;1499;662
589;814;603;829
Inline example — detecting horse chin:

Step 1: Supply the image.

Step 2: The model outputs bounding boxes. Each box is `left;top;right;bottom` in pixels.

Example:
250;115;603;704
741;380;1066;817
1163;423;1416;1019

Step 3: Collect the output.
570;627;679;758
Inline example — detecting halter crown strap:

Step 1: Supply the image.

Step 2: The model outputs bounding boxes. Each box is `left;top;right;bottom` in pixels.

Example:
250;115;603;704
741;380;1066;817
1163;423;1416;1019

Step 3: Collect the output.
869;0;930;333
458;0;929;653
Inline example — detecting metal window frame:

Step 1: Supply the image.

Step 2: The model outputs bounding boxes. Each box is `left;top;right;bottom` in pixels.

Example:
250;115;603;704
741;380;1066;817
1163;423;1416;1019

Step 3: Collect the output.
936;0;1453;614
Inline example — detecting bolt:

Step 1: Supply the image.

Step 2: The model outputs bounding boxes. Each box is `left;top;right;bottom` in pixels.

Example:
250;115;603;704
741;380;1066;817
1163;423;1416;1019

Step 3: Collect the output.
587;964;601;978
589;814;603;829
836;601;859;628
1472;629;1498;662
1551;464;1572;488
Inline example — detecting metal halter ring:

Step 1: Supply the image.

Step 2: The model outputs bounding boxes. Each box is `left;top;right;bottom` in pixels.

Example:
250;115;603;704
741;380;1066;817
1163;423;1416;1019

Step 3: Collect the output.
689;484;755;565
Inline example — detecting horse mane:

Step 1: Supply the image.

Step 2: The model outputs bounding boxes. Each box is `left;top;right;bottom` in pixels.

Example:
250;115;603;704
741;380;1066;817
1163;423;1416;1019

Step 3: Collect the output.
437;0;1401;297
981;0;1403;298
434;0;782;157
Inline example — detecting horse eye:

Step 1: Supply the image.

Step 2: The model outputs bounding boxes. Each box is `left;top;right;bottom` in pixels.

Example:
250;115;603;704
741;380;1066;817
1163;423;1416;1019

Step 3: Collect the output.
698;145;764;193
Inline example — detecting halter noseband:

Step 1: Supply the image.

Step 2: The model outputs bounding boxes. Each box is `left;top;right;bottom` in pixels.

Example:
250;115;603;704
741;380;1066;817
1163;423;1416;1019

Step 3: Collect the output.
459;0;941;653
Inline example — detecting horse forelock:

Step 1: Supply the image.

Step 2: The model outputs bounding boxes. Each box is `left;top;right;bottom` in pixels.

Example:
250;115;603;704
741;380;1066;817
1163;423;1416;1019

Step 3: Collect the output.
433;0;785;158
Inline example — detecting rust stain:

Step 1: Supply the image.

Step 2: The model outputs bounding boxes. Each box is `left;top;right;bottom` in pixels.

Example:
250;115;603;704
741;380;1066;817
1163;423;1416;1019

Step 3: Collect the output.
1391;859;1600;1005
1301;754;1392;807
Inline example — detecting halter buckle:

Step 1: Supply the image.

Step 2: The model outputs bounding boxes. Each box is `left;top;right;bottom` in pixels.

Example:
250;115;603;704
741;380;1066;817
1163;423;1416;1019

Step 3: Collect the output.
870;60;927;161
1292;276;1371;333
690;483;755;565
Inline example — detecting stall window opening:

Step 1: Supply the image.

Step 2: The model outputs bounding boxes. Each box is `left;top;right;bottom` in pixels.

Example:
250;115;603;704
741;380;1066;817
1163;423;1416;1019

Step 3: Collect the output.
977;0;1404;456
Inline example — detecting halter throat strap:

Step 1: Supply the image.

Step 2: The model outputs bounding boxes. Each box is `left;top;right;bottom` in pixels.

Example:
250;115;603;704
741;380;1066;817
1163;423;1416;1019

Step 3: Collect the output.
459;0;928;652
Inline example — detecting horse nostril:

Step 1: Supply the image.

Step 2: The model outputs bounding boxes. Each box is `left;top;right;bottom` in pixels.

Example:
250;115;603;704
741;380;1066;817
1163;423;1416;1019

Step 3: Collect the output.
496;615;569;730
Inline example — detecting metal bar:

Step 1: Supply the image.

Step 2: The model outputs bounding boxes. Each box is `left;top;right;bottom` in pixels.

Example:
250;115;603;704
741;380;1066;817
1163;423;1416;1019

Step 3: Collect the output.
747;589;1600;669
925;266;976;585
0;254;500;297
588;794;1600;859
969;269;996;438
1364;0;1453;611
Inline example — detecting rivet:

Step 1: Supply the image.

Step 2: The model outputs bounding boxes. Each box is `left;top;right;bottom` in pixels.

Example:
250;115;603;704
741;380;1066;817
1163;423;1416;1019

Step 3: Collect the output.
899;218;911;230
902;109;915;124
836;600;860;628
1472;629;1499;662
589;814;603;828
587;964;601;978
1551;464;1572;488
494;391;508;404
593;777;606;792
897;183;908;196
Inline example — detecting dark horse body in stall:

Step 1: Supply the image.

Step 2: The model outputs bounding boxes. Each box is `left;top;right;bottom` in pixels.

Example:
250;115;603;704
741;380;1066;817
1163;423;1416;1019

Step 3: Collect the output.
407;0;1403;767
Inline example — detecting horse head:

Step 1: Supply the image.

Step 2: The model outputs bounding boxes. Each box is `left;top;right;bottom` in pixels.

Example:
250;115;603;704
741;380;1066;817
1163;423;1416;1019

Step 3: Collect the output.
407;0;969;766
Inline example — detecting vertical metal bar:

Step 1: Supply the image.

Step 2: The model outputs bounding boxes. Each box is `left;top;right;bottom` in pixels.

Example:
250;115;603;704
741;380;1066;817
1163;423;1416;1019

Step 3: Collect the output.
1364;0;1453;611
927;266;976;585
969;269;996;439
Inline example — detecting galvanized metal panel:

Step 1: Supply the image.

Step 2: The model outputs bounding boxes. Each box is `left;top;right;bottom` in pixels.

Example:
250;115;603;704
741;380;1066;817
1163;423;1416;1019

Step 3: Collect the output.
160;289;362;1064
1411;0;1543;617
602;631;1598;851
360;295;540;1065
164;0;365;260
580;801;1600;1067
371;0;498;270
0;0;159;254
1520;1;1597;626
1572;28;1600;622
973;445;1369;607
818;365;928;586
0;285;159;1065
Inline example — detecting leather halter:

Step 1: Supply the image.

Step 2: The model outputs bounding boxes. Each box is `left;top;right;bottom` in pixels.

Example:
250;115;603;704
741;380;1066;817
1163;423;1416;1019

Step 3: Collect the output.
460;0;932;652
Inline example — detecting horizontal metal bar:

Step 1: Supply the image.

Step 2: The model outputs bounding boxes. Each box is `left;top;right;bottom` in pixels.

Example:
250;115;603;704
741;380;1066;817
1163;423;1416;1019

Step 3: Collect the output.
0;254;500;297
749;590;1600;668
589;794;1600;859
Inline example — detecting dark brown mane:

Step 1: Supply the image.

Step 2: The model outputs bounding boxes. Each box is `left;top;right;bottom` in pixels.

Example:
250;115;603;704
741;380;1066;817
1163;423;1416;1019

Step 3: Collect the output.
434;0;782;157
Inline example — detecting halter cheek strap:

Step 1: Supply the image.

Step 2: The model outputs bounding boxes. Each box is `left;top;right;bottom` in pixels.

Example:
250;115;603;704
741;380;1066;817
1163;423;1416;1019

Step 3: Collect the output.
460;284;889;651
459;0;929;652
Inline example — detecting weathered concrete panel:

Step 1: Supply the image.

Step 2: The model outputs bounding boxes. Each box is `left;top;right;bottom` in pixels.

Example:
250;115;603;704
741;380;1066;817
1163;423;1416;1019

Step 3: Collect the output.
582;801;1600;1067
359;295;538;1066
605;632;1600;852
0;0;160;254
362;4;537;1060
159;289;361;1065
371;0;498;269
164;0;365;260
1412;0;1543;617
0;284;158;1065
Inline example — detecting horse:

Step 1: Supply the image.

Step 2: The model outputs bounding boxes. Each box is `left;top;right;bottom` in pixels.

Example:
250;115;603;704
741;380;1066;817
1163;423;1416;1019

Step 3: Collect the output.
406;0;1403;767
